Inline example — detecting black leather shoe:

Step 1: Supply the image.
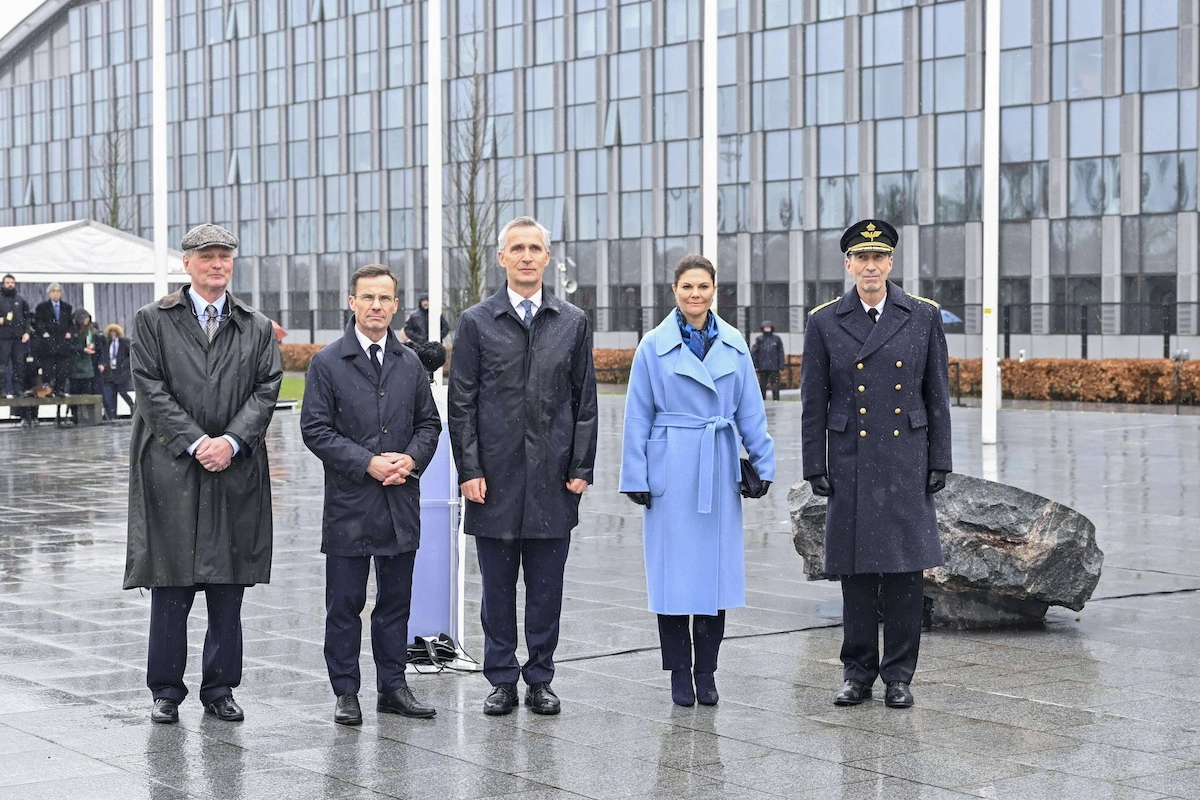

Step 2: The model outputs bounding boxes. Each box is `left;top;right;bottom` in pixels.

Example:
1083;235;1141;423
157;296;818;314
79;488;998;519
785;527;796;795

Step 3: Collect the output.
833;679;873;706
150;698;178;724
524;682;561;715
670;669;695;707
204;695;244;721
377;686;436;719
334;693;362;725
884;681;914;708
483;683;519;716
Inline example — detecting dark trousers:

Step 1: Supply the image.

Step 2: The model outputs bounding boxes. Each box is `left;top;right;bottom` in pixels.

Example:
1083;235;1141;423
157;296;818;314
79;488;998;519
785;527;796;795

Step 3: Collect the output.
758;370;781;401
40;353;68;394
147;584;244;705
839;571;924;685
324;551;416;696
102;382;135;420
474;535;570;686
0;339;24;396
658;611;726;673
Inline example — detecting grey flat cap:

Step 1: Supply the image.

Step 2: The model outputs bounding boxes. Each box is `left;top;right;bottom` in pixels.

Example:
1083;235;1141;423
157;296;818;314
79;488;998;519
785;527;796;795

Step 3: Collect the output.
181;223;239;251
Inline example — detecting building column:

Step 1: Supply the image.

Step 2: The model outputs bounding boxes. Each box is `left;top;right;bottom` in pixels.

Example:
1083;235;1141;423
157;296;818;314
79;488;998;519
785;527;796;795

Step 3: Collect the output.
1101;215;1122;334
1030;218;1051;334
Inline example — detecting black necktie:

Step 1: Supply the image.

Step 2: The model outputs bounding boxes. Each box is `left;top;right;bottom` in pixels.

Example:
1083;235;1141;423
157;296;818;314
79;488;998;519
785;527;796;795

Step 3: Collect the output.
368;344;382;378
868;308;879;324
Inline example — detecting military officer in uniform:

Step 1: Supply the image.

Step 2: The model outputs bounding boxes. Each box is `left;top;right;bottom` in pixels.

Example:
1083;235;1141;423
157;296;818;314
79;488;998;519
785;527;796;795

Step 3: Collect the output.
800;219;952;709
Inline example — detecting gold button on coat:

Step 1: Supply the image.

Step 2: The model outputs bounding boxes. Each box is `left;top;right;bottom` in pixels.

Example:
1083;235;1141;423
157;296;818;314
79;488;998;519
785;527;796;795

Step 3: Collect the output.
858;385;865;392
895;408;901;414
859;407;867;415
893;430;900;436
857;363;864;370
896;360;903;367
895;384;902;390
860;430;867;438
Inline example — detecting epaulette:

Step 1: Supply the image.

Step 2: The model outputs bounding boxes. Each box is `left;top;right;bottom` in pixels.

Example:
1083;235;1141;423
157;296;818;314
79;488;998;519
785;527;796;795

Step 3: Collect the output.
808;298;838;315
909;294;940;308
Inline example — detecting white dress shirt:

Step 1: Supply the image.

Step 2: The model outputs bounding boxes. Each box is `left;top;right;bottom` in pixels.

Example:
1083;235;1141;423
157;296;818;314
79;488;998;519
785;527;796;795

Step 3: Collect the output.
185;289;239;457
354;325;388;367
507;286;543;318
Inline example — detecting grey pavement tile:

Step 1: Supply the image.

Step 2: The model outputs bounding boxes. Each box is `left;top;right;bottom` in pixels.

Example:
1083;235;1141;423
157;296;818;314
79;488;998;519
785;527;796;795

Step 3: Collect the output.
272;740;464;779
594;729;776;769
962;772;1170;799
0;725;57;757
619;784;782;800
845;749;1034;791
172;765;369;800
660;702;830;739
690;751;879;795
363;761;549;800
996;679;1159;709
0;772;190;800
789;776;982;800
1124;767;1200;800
517;756;721;799
1006;742;1193;782
918;664;1065;692
806;703;975;737
1029;662;1177;689
1059;715;1200;754
948;697;1103;731
430;729;609;773
0;745;120;787
911;719;1081;756
758;724;931;763
510;709;684;746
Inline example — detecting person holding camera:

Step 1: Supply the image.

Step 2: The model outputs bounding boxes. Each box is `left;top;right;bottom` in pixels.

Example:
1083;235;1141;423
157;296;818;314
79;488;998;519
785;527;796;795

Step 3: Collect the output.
619;254;775;707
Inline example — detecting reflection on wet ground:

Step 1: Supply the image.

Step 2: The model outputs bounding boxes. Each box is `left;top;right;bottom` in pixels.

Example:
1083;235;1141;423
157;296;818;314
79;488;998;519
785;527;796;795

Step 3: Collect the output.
1;398;1199;798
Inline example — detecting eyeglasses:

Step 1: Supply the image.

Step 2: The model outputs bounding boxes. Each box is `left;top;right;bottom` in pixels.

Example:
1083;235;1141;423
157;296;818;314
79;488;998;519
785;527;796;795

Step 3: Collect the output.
354;294;396;306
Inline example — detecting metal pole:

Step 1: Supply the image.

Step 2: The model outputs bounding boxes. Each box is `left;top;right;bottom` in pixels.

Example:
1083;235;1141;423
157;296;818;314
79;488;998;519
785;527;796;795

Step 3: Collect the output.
151;0;169;299
1080;303;1088;360
1003;304;1011;360
701;0;718;280
427;0;444;383
979;0;1001;444
1163;303;1171;359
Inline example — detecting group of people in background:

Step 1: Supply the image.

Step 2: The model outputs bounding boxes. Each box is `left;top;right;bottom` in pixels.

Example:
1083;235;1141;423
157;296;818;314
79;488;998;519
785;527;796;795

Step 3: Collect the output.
0;274;134;426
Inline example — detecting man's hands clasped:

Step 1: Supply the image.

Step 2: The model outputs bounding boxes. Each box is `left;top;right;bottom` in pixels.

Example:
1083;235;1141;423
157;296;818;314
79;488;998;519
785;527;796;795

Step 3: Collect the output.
368;452;416;486
194;435;234;473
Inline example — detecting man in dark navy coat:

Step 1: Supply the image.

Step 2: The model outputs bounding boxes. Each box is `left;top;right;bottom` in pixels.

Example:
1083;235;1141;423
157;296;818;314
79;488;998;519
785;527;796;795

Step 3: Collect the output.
301;264;443;725
448;215;598;717
32;282;74;396
801;219;952;709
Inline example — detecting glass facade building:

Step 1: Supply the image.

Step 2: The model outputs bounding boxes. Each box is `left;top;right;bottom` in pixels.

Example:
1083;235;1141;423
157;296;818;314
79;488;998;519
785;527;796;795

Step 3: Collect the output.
0;0;1197;354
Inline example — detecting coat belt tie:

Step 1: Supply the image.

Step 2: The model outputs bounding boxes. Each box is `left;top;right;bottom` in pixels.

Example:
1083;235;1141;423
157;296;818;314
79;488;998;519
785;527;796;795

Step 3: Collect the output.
652;412;739;514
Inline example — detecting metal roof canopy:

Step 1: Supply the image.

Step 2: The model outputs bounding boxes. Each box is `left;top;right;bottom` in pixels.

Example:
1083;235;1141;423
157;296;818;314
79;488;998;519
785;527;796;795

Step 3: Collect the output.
0;220;187;284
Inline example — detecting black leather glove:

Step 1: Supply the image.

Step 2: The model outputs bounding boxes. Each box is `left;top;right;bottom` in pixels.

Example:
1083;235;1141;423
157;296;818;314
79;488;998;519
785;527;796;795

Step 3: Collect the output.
926;470;948;494
748;480;771;499
809;475;833;497
625;491;652;509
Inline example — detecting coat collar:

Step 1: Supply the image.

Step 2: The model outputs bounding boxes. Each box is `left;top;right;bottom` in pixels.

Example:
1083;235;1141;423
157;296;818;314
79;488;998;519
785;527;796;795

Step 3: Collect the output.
483;283;564;326
157;286;253;351
651;311;747;392
337;322;405;384
834;282;914;361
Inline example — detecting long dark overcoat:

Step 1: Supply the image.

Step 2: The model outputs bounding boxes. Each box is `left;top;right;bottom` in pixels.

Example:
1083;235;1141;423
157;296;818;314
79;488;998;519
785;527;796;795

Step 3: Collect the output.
300;325;442;556
800;282;952;575
751;331;785;372
447;285;598;539
33;299;74;357
123;288;282;589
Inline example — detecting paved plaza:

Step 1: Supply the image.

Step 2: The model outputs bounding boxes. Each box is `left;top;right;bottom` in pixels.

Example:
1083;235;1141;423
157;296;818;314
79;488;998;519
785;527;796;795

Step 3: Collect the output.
1;394;1200;799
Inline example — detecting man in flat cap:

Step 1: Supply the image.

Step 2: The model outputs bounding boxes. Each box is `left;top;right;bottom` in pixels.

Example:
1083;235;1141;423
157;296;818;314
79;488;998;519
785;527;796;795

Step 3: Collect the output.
800;219;952;709
124;223;282;725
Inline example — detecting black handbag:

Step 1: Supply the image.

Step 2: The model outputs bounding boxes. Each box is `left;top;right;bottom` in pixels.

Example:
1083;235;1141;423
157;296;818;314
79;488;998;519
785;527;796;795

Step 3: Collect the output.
406;633;458;671
739;458;765;498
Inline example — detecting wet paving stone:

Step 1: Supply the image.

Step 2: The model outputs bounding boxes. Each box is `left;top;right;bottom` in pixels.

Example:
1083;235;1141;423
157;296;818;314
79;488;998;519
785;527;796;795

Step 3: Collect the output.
1;400;1199;796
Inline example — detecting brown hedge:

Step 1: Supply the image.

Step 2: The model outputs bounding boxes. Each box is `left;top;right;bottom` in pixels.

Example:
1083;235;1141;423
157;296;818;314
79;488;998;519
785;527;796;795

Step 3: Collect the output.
283;345;1195;405
948;358;1199;405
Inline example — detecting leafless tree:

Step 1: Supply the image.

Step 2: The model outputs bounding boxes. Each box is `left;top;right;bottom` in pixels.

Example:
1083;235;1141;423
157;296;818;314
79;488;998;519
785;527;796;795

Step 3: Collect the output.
93;104;136;233
446;70;499;314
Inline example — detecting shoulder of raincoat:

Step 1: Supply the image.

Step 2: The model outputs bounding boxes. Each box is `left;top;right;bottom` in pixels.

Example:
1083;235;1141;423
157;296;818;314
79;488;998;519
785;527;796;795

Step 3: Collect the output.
619;312;776;615
447;284;598;539
800;281;951;575
300;324;442;556
123;287;283;588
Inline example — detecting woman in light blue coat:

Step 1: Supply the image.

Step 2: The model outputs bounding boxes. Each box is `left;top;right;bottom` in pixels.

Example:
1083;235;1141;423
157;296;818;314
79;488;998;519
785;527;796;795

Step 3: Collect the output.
619;255;776;707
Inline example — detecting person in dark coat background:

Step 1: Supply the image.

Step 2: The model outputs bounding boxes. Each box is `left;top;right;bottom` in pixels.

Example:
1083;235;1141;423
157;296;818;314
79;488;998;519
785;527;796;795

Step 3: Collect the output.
301;264;443;726
32;282;73;396
100;323;135;420
66;308;102;424
800;219;952;710
0;274;35;425
402;293;450;344
123;223;282;725
448;215;598;717
750;320;786;401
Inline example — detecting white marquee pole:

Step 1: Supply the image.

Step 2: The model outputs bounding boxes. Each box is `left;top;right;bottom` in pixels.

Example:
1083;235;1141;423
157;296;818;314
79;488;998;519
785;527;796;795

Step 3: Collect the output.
701;0;718;272
151;0;168;298
427;0;444;370
980;0;1002;444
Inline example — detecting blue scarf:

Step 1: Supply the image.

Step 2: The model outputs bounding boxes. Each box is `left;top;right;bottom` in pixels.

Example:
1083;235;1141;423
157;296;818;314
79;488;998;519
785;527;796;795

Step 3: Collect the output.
676;308;717;361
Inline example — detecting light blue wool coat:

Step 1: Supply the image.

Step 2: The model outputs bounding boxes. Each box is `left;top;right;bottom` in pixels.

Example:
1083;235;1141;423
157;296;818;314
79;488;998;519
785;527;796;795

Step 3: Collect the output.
620;313;776;615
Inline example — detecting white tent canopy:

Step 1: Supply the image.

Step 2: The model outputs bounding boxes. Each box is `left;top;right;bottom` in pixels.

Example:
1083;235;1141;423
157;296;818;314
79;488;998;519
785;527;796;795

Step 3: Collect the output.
0;220;187;331
0;220;186;282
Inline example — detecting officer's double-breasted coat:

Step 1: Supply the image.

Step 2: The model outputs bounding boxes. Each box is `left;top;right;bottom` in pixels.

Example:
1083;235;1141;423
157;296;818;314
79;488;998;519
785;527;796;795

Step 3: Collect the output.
800;282;952;575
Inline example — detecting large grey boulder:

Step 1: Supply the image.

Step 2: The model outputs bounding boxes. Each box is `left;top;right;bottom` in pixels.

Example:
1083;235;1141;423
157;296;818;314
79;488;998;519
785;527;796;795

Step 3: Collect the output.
789;473;1104;629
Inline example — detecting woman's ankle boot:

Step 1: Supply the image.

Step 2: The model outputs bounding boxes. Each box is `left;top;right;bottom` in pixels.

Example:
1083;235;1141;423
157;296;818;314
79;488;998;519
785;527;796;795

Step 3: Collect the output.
694;671;718;705
671;669;695;706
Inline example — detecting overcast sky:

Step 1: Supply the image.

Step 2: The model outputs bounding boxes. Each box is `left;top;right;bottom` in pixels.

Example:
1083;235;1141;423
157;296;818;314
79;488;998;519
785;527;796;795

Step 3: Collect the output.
0;1;46;42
